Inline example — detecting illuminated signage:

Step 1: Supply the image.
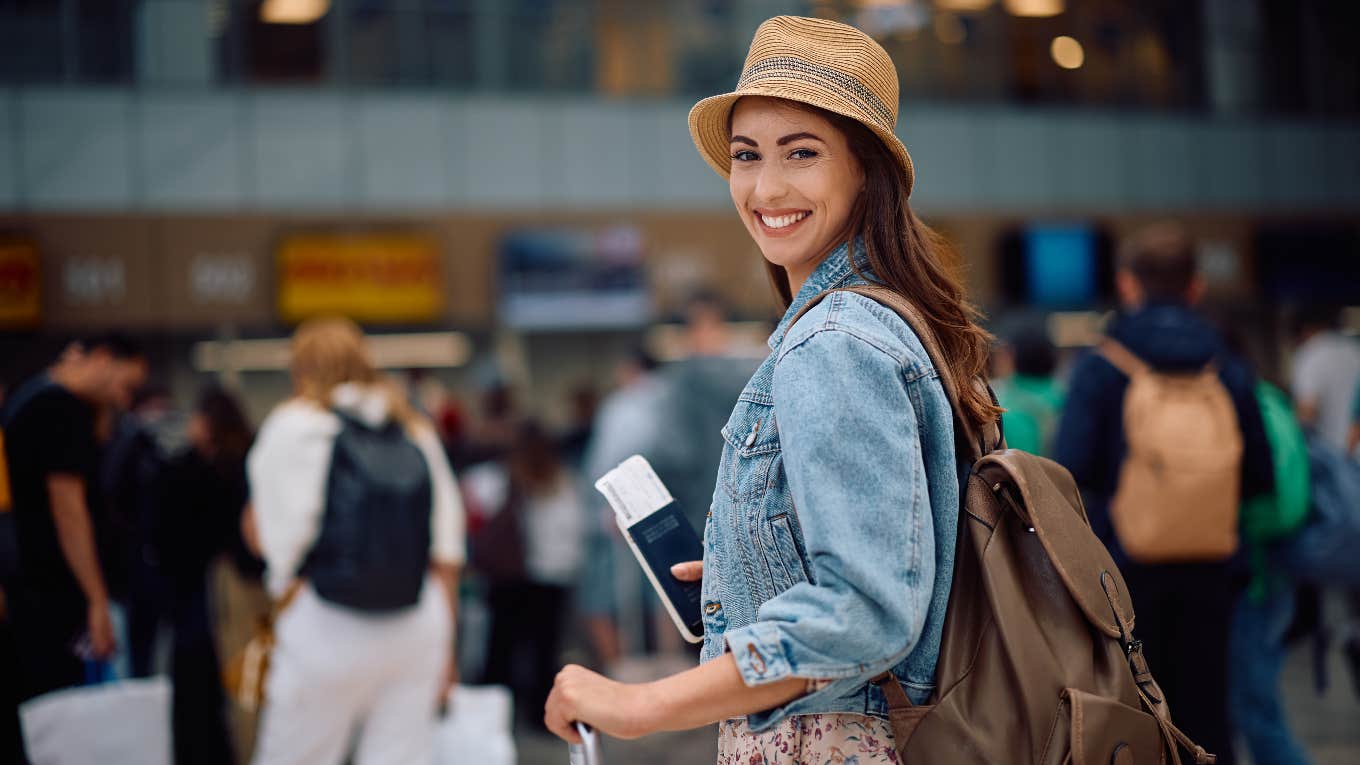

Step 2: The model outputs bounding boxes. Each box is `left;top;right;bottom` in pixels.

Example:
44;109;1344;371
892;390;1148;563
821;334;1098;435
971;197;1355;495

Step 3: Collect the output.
276;233;444;324
0;240;41;327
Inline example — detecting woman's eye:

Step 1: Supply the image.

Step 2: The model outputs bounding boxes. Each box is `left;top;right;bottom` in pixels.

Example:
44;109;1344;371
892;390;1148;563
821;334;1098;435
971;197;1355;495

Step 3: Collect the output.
789;148;818;160
731;150;758;162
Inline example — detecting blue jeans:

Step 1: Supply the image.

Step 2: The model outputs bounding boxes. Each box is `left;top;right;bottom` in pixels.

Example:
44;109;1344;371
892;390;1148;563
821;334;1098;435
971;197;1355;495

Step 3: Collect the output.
1229;586;1313;765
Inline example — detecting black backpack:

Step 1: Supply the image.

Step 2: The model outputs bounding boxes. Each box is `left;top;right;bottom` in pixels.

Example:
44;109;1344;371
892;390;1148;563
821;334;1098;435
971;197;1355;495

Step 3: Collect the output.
302;412;433;612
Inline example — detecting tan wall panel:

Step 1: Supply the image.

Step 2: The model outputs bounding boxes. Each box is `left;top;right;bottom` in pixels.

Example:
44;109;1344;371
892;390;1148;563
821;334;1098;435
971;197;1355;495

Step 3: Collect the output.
932;216;1005;306
32;216;162;330
157;217;276;329
637;214;776;320
0;211;1261;335
432;216;498;326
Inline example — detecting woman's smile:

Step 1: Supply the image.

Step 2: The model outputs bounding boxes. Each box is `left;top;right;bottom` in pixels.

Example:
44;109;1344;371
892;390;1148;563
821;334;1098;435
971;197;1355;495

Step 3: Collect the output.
755;208;813;236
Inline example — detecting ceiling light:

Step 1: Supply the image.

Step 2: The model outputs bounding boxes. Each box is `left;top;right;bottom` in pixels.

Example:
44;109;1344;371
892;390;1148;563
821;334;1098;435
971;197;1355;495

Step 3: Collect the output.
935;0;994;11
1050;35;1084;69
260;0;330;25
1004;0;1064;18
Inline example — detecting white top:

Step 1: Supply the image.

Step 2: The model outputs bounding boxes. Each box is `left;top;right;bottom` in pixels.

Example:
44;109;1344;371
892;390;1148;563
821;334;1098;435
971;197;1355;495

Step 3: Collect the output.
462;462;587;587
521;479;587;586
1291;330;1360;452
246;383;466;597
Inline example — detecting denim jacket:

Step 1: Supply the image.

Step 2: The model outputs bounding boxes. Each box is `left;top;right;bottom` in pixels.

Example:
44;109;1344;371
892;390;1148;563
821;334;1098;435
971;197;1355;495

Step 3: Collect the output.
699;241;960;731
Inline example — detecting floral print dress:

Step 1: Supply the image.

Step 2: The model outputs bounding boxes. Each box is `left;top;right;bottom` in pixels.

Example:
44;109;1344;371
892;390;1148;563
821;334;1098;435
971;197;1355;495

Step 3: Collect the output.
717;714;899;765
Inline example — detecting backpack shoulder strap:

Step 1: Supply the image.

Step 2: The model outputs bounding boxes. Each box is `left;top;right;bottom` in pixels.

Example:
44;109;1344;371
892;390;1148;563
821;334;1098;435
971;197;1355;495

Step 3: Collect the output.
1097;339;1150;379
1099;338;1222;381
791;284;998;460
794;285;1006;747
331;408;370;431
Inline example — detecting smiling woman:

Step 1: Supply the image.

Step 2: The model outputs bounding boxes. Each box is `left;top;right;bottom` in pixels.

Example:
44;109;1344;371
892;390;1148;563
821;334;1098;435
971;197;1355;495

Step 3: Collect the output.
543;15;1001;764
727;99;864;291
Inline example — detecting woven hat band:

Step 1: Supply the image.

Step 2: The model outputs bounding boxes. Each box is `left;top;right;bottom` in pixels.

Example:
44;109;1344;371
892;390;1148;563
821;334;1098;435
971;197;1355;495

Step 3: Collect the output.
737;56;896;131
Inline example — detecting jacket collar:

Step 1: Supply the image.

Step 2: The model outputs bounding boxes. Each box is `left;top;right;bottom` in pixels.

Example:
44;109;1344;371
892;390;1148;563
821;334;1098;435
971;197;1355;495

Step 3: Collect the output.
767;240;865;351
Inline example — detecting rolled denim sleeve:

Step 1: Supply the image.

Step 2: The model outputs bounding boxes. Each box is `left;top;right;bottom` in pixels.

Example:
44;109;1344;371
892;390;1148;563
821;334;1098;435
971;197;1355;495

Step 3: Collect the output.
724;324;935;729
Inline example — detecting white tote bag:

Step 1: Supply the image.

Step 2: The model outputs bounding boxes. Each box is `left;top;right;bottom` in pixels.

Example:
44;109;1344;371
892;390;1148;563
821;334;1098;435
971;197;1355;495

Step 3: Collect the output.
434;684;516;765
19;676;172;765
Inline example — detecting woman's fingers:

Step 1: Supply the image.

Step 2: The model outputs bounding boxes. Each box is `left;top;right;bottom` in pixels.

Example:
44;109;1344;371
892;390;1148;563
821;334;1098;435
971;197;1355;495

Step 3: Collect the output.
544;707;581;744
544;666;585;744
670;560;704;582
543;695;582;743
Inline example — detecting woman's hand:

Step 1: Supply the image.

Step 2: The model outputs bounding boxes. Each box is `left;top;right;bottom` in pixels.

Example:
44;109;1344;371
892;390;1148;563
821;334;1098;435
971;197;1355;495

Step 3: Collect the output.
436;659;459;710
544;665;657;744
670;560;703;582
240;503;262;557
546;654;807;745
430;563;461;706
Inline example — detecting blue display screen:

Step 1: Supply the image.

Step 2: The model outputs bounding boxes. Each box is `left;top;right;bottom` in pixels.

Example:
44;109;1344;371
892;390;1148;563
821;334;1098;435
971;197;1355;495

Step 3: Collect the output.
1024;225;1096;307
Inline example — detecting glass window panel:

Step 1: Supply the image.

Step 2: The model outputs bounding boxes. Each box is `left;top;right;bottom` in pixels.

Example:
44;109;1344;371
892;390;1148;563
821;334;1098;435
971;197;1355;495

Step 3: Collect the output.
0;0;65;83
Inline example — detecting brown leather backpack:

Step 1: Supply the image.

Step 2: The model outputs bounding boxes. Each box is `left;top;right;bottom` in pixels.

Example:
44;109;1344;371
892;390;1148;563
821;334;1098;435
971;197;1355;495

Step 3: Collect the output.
802;287;1215;765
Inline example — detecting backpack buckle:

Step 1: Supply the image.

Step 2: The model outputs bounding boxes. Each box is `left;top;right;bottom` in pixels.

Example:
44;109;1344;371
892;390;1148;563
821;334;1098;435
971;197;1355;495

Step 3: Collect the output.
1124;639;1164;704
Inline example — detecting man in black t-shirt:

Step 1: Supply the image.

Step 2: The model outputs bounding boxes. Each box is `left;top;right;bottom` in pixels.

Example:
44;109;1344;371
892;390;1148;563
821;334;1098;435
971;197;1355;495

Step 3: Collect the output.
1;334;147;701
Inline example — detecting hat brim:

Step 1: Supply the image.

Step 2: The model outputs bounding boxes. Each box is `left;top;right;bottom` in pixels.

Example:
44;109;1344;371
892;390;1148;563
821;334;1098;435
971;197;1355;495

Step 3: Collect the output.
688;86;915;195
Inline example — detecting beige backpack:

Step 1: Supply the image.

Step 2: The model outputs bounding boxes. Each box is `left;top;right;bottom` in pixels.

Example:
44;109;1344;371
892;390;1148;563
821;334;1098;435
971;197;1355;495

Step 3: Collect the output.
1100;339;1243;563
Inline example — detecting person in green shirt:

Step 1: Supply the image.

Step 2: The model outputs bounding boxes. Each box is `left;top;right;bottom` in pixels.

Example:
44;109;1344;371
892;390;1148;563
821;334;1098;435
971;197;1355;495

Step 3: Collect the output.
991;327;1065;457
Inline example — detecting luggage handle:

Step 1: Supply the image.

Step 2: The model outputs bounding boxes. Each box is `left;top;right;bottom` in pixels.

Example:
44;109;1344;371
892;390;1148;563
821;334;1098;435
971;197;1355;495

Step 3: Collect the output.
568;722;602;765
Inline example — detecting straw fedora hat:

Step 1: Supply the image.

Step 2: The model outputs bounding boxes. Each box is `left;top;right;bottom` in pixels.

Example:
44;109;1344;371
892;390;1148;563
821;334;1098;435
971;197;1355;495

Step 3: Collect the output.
688;15;915;195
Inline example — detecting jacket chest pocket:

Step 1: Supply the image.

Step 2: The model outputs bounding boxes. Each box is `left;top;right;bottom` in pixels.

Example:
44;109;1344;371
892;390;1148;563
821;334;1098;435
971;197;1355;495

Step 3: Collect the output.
719;398;779;501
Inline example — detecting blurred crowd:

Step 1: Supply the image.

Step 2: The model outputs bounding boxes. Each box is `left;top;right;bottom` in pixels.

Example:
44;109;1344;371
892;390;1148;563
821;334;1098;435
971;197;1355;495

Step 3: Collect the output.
0;290;762;764
1;227;1358;765
991;226;1360;765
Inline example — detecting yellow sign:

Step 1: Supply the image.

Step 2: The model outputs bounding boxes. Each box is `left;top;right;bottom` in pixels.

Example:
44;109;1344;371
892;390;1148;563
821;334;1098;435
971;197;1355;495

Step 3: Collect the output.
0;240;41;327
277;233;444;324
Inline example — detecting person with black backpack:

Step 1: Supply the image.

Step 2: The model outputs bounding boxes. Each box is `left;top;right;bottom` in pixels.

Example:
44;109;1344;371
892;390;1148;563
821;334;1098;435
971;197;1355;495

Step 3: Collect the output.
245;317;464;765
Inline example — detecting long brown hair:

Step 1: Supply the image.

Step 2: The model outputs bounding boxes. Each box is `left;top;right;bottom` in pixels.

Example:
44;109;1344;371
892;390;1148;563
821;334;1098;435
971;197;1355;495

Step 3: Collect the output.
761;102;1003;433
289;316;424;433
507;420;567;497
195;384;254;472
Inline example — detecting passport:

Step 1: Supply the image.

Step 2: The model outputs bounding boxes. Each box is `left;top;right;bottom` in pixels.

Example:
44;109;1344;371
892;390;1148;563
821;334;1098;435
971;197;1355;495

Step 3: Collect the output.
595;456;705;643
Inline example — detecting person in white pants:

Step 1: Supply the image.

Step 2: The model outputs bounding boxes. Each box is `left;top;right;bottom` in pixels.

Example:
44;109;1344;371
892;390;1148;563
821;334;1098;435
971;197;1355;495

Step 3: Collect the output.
245;318;464;765
257;577;452;764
